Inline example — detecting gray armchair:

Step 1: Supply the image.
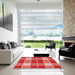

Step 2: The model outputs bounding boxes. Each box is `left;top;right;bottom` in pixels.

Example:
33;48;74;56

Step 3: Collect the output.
45;41;56;51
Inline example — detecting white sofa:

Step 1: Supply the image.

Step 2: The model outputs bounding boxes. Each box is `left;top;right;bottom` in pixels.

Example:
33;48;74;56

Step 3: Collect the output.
0;46;24;64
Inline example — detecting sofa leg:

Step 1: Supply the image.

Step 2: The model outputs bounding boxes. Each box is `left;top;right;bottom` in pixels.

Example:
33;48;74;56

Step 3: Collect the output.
50;49;52;51
45;48;46;51
59;54;60;60
54;48;56;52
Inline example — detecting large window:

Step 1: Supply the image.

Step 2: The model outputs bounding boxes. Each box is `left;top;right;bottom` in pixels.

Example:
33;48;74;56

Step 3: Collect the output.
19;10;63;48
19;10;63;40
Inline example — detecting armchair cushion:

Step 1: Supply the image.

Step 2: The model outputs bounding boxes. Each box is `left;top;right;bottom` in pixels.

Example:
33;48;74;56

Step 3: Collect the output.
50;42;55;47
68;44;75;53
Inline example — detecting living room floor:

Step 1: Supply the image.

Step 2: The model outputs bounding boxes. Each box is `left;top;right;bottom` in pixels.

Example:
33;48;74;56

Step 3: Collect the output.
0;48;75;75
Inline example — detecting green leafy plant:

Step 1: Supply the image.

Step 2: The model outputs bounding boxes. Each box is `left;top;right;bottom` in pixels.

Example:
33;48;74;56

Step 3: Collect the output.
25;45;31;48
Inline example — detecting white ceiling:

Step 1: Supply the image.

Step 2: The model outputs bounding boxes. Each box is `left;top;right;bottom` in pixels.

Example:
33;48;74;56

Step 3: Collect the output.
16;0;61;3
3;0;62;10
18;3;62;9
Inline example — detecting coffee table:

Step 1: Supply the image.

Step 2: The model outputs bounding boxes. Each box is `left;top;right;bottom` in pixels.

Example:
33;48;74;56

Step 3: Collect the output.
34;49;49;57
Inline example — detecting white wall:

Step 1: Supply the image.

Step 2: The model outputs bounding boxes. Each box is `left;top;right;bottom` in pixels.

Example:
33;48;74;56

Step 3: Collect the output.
0;0;18;42
0;27;17;42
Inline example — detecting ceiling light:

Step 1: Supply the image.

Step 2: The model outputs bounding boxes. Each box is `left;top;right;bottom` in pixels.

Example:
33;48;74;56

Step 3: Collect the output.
37;0;40;2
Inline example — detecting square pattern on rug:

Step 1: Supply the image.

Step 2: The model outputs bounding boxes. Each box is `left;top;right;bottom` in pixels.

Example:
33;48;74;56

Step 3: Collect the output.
14;57;62;69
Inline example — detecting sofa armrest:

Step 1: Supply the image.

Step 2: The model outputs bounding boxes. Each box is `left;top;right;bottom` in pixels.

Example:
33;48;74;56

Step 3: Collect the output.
0;50;13;64
18;45;24;47
60;46;68;49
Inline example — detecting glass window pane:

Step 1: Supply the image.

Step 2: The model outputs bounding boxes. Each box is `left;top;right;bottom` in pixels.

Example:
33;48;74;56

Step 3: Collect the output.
19;10;63;40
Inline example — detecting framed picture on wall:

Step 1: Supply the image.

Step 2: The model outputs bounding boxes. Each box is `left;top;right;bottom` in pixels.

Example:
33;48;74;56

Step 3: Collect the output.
4;4;13;31
0;1;13;31
0;1;3;27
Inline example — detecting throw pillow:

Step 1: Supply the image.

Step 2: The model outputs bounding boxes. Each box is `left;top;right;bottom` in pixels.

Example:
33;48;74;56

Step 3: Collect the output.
10;42;18;48
0;42;8;49
7;43;11;49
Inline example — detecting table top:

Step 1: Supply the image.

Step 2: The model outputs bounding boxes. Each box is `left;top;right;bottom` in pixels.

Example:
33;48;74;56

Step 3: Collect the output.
34;50;49;54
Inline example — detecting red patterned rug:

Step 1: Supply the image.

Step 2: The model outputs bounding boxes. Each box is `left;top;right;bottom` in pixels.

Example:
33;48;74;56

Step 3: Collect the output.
14;57;62;69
